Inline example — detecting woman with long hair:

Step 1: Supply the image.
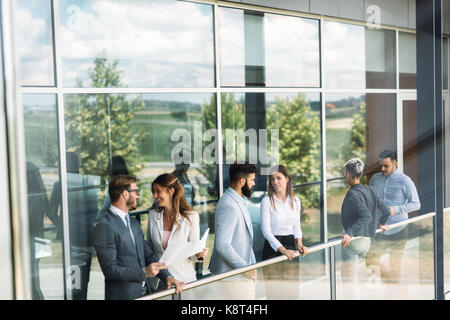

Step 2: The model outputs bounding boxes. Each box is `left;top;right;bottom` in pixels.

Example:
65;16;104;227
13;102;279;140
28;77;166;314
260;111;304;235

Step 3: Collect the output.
146;173;208;294
261;164;309;260
260;164;309;299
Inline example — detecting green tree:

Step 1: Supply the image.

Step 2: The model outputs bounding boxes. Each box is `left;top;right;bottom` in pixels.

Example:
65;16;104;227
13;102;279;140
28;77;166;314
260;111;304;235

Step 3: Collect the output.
267;93;322;209
199;93;245;190
337;101;366;172
64;54;147;182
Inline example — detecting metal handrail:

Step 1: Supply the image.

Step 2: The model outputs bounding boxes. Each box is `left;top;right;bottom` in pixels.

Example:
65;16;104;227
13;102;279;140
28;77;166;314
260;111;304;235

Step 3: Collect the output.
136;211;436;300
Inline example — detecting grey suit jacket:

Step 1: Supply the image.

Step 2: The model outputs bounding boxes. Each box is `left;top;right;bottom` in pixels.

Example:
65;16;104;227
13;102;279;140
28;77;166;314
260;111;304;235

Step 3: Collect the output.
209;188;256;275
93;209;171;300
341;184;391;238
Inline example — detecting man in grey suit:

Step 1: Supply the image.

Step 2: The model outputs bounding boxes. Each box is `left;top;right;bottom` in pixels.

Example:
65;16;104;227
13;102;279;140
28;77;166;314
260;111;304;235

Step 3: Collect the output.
340;158;390;299
209;162;258;299
93;175;184;300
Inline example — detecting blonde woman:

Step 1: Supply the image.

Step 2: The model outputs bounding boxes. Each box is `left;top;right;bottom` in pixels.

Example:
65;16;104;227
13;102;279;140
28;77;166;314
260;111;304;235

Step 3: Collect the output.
146;173;208;295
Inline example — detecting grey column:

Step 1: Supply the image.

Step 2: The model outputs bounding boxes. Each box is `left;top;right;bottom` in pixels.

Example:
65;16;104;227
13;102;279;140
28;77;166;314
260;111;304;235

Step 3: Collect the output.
416;0;445;300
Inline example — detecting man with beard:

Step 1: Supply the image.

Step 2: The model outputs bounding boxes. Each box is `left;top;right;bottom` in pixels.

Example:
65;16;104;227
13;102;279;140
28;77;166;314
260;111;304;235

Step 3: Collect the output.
93;175;184;300
365;150;420;298
209;162;258;299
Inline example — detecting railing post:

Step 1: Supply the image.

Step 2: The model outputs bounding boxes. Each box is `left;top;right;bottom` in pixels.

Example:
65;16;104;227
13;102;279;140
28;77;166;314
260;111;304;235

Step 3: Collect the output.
329;246;336;300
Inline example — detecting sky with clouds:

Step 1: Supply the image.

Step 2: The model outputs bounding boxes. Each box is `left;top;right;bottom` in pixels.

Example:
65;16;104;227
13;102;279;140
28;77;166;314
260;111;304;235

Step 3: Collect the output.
16;0;400;90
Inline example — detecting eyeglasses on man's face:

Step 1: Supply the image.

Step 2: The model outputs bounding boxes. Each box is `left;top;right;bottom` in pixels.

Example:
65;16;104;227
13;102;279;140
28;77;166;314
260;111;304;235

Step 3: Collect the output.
126;188;140;196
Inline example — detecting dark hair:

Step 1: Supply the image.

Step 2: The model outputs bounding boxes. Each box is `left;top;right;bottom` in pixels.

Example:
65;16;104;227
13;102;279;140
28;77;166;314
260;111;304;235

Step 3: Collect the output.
379;149;397;162
109;175;136;202
152;173;193;228
268;164;296;212
229;162;258;185
107;155;129;178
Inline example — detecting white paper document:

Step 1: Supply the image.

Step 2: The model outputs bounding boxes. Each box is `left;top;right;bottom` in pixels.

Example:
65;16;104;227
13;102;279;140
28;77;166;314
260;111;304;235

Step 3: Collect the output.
160;228;209;266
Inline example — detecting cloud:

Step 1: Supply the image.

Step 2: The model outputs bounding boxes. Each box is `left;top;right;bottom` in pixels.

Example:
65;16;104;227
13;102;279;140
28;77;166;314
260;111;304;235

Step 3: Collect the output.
59;0;215;87
15;4;54;85
219;8;321;87
323;21;366;88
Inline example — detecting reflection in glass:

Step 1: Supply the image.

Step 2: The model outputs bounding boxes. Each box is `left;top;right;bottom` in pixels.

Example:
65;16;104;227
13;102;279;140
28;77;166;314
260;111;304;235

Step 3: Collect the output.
221;92;322;252
23;94;64;299
337;218;434;299
326;93;397;238
324;22;395;89
48;151;100;300
444;37;448;90
65;91;218;297
399;32;417;89
326;179;347;239
59;0;214;88
174;250;329;300
402;99;419;187
16;0;54;86
219;8;320;87
294;184;321;245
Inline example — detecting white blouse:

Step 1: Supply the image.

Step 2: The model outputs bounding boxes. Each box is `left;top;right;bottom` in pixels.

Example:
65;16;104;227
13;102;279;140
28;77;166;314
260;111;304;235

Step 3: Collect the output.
260;194;303;252
147;209;200;283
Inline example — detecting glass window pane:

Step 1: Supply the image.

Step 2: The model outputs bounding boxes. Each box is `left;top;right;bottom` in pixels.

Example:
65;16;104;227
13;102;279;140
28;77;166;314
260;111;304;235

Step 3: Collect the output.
16;0;55;86
23;94;64;299
326;93;397;239
443;37;448;90
221;92;322;253
399;32;417;89
446;92;450;294
445;96;450;208
324;22;396;89
336;217;434;299
64;91;218;298
219;8;320;87
59;0;214;88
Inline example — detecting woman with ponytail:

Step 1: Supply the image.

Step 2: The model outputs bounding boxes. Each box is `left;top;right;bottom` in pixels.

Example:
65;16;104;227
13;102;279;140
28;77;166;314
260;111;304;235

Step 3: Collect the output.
146;173;208;294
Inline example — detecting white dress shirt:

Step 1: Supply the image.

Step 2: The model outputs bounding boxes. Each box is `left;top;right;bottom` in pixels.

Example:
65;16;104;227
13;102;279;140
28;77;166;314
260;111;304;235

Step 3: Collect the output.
260;194;303;251
109;205;130;226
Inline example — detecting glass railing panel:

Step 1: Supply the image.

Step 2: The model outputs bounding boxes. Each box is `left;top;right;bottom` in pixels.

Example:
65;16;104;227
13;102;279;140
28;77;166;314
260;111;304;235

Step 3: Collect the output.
336;216;435;299
445;208;450;295
159;249;329;300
